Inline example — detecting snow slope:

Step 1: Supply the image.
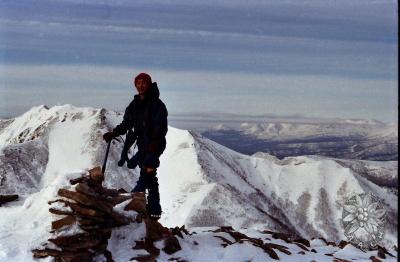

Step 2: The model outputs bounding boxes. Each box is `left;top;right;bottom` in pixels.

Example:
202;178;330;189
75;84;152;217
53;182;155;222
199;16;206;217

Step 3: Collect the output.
165;132;397;246
0;105;397;261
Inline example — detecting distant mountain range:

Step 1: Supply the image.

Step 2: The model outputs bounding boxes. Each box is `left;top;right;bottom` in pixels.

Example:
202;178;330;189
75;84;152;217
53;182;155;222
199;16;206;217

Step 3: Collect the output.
201;120;397;161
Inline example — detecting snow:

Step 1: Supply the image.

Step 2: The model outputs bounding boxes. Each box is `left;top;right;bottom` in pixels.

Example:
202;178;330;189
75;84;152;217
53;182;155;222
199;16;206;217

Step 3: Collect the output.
113;198;138;220
41;117;96;187
107;222;147;262
0;105;397;261
0;105;101;261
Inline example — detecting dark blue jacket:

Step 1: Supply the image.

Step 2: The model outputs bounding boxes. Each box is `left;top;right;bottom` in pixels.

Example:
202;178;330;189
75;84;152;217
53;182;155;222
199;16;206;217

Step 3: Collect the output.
113;82;168;168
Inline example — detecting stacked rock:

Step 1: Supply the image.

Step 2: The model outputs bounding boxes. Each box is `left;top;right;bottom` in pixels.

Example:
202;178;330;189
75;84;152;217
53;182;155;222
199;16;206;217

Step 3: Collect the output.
32;166;133;262
32;166;178;262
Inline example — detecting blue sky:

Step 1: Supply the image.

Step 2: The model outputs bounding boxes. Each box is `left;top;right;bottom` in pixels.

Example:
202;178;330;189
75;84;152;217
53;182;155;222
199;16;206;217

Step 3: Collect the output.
0;0;397;123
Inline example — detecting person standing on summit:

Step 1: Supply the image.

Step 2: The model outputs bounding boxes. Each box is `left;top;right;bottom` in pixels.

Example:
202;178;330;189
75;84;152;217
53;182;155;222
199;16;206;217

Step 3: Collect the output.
103;73;168;221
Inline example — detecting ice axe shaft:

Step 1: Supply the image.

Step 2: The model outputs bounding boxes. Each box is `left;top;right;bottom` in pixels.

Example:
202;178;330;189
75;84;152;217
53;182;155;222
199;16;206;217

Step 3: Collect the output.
102;140;111;175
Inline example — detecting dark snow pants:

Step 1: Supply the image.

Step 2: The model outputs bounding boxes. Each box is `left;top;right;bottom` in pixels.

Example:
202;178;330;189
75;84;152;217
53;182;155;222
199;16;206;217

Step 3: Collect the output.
132;167;162;216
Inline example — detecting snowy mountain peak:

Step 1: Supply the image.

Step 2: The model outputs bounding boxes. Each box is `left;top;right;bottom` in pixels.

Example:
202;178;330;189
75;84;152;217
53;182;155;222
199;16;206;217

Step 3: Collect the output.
0;104;105;149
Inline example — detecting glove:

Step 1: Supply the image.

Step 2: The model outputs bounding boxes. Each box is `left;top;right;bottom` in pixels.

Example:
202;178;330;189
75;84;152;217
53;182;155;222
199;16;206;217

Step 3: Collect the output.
103;131;117;143
147;142;158;154
127;152;141;169
117;157;127;167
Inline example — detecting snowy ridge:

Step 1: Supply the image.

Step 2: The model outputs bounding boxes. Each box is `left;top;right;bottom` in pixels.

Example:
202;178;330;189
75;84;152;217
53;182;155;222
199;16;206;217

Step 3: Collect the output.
175;132;397;245
0;105;397;261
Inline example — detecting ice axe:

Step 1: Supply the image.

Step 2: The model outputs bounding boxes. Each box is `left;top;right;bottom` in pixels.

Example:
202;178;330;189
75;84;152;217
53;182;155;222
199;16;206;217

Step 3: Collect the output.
102;137;122;175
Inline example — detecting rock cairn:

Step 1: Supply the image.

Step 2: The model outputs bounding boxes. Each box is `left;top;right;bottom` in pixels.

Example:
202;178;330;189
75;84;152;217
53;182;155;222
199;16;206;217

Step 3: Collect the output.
31;166;175;262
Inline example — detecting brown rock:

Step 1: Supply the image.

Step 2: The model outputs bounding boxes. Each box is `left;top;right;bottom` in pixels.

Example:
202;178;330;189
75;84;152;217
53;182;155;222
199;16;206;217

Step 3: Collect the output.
124;192;146;213
32;248;63;258
107;194;132;206
294;242;309;251
78;217;103;226
133;240;146;250
226;231;249;242
261;243;279;260
57;189;113;214
214;236;234;247
179;225;190;235
55;251;93;262
58;188;93;205
220;226;234;231
167;257;188;262
100;188;120;197
49;233;102;250
95;228;113;239
210;226;233;233
293;238;310;247
69;176;87;185
369;256;382;262
32;248;93;261
144;237;160;256
91;242;108;253
377;247;386;259
163;236;182;255
271;232;291;243
79;224;102;231
110;211;131;226
338;240;348;249
135;212;148;223
89;166;104;183
377;245;394;258
171;227;184;239
48;199;68;205
248;237;264;246
67;201;105;218
264;242;291;255
332;258;351;262
145;219;172;241
52;215;76;230
49;208;74;216
75;183;98;197
78;223;113;234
